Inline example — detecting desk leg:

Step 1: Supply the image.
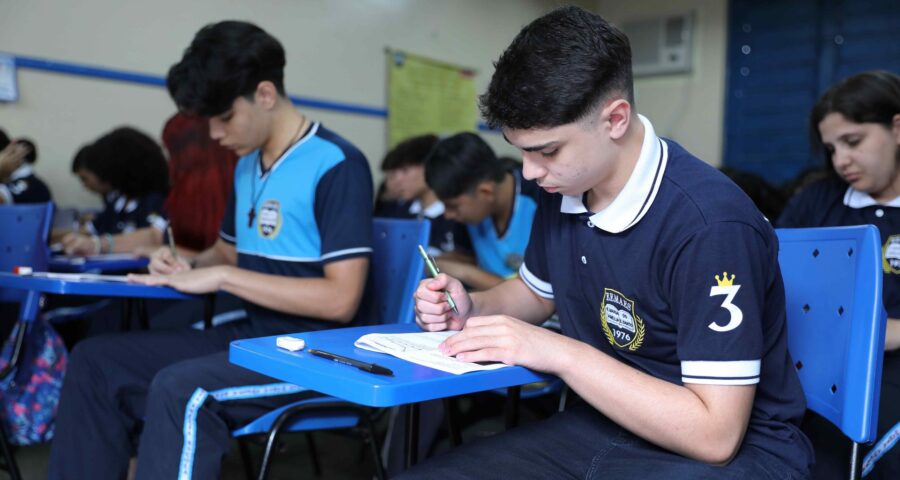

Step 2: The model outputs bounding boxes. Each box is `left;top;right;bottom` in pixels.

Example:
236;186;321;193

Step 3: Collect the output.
121;299;133;331
443;397;462;447
405;402;419;469
137;298;149;330
203;294;215;330
505;386;521;430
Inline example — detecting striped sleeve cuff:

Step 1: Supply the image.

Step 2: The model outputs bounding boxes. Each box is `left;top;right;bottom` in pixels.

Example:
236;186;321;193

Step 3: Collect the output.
219;230;236;244
681;360;760;385
519;263;553;299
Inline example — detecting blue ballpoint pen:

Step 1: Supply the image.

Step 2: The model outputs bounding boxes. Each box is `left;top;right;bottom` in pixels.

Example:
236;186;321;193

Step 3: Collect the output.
417;244;460;314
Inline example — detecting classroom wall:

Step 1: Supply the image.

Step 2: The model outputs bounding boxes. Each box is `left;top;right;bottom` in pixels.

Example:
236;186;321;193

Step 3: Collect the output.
596;0;728;167
0;0;728;209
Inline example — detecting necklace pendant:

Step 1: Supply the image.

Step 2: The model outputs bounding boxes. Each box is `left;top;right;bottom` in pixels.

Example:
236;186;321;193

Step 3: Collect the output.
247;207;255;227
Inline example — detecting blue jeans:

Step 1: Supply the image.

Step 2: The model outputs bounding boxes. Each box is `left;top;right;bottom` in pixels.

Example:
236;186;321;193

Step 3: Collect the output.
398;402;808;479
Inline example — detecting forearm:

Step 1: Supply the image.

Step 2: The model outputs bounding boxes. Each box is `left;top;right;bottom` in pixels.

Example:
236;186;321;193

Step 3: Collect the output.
218;266;361;322
470;278;554;325
194;240;237;268
436;259;504;290
885;318;900;351
554;341;752;464
109;228;163;254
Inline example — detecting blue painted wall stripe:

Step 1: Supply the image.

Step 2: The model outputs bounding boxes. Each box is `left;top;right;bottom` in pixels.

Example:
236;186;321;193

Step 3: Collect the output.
8;52;496;132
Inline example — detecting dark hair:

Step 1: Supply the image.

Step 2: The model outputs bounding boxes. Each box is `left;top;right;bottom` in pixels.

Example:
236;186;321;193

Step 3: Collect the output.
719;167;787;221
73;127;169;197
16;138;37;163
381;134;439;171
480;5;634;129
0;129;9;150
167;21;286;116
810;70;900;166
425;132;505;199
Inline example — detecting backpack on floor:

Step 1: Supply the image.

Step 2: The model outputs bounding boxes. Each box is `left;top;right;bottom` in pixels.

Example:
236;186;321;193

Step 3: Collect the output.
0;318;68;445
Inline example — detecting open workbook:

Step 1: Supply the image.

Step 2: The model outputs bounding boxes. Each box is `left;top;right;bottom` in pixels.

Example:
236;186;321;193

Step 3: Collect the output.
354;331;511;375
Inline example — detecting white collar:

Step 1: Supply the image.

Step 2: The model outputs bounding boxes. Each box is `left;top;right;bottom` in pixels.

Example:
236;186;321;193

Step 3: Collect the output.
408;200;446;219
843;186;900;208
9;164;33;181
559;114;667;234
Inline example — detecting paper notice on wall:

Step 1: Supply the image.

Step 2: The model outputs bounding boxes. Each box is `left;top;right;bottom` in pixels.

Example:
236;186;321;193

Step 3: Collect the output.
0;54;18;102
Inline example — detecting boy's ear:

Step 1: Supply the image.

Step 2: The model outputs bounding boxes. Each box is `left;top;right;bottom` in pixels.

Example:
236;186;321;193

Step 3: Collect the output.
474;180;495;201
254;81;279;110
603;99;632;141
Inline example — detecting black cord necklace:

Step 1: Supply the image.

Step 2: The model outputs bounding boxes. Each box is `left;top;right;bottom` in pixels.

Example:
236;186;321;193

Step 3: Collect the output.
247;118;308;227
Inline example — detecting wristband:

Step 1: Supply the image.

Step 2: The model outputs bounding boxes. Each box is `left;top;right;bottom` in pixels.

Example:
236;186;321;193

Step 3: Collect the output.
90;235;101;255
104;233;115;253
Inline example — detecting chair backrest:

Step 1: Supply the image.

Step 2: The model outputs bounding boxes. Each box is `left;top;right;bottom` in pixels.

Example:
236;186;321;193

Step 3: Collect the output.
777;225;886;444
0;203;54;304
355;218;430;326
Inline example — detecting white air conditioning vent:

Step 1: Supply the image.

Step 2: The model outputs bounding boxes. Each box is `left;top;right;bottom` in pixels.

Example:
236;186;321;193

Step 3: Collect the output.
623;13;694;77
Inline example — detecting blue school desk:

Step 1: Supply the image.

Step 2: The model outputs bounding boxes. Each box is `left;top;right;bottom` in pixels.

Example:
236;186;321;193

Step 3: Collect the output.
229;323;552;467
48;254;149;273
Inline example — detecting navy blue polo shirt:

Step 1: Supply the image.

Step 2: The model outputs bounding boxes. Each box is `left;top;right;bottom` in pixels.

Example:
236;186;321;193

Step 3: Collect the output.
220;122;373;331
778;178;900;318
88;191;167;235
519;115;811;471
467;169;539;278
0;165;52;204
381;199;472;258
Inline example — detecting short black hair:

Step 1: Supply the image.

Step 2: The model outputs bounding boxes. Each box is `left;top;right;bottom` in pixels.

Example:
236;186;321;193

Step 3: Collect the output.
480;5;634;130
16;138;37;164
0;129;9;150
810;70;900;167
167;21;287;116
381;134;439;171
425;132;505;199
73;127;169;197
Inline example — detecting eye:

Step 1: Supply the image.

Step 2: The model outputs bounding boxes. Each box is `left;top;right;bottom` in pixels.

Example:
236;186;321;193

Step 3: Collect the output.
541;149;558;158
845;137;861;148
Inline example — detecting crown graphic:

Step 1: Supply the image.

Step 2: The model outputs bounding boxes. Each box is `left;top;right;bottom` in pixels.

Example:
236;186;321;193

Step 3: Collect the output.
715;272;735;287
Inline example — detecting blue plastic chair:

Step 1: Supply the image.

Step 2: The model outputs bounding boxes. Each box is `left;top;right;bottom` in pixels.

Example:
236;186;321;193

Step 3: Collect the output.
232;217;430;480
0;202;54;480
777;226;887;480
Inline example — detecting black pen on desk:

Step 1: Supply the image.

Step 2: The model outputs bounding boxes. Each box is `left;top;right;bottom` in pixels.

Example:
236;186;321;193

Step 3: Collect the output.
307;349;394;376
417;244;459;314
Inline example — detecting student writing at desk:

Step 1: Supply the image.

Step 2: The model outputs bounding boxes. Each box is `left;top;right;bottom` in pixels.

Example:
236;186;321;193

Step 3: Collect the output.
405;6;811;479
48;21;373;479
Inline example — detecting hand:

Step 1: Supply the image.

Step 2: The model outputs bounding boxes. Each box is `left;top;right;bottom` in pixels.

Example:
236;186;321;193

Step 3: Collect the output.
128;266;227;294
0;142;30;179
61;232;98;255
414;273;472;331
439;315;573;372
147;246;191;275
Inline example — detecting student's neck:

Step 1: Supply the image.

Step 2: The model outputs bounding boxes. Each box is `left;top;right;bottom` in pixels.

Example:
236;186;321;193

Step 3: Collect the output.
586;118;644;213
417;189;439;210
491;172;515;237
260;106;306;169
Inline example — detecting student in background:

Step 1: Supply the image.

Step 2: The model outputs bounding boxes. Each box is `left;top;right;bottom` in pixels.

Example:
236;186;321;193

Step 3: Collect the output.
380;133;472;259
777;70;900;480
0;131;52;204
425;132;538;290
49;20;373;479
406;6;811;478
719;166;787;221
62;126;169;255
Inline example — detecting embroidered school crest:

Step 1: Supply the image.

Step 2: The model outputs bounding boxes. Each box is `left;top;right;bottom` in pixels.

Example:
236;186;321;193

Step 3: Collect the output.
257;200;282;239
600;288;645;351
883;235;900;274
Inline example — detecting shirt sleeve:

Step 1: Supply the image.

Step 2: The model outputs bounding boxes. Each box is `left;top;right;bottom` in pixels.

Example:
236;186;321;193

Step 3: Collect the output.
668;221;771;386
519;194;553;299
314;157;373;263
219;189;236;245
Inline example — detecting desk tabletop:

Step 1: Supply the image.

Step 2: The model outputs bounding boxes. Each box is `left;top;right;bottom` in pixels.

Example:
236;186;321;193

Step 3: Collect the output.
49;254;149;273
0;272;193;299
229;323;552;408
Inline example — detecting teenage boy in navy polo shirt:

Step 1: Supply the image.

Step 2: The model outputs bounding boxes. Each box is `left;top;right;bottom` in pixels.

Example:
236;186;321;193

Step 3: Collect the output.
425;132;539;290
407;6;811;479
49;21;372;479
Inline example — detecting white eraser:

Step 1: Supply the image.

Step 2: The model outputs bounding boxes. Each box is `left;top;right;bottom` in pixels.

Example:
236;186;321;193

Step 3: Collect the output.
276;336;306;352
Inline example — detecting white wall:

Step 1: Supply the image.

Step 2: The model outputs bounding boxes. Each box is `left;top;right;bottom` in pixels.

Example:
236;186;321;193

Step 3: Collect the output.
0;0;561;208
596;0;728;167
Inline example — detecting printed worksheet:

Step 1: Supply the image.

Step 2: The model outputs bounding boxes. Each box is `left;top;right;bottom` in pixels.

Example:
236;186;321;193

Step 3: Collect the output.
354;331;510;375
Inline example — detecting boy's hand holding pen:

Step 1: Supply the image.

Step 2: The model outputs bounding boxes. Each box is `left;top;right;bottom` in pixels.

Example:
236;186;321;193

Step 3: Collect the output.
418;244;459;314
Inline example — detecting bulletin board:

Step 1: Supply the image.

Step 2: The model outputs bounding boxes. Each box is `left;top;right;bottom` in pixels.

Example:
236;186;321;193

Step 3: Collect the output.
387;49;477;147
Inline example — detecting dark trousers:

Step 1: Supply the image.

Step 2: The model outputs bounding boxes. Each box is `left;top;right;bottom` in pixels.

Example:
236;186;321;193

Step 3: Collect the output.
47;321;317;480
397;402;807;480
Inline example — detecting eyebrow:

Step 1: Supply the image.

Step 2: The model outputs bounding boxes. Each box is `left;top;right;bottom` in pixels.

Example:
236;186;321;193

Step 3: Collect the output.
501;133;560;152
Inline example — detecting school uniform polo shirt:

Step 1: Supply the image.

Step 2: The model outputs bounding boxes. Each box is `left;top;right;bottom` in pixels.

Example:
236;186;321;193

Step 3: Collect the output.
778;178;900;317
406;200;472;258
0;164;52;204
467;169;539;278
88;190;167;235
220;122;373;331
519;115;812;471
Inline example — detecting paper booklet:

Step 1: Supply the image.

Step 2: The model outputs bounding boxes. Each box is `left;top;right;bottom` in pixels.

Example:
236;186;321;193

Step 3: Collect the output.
28;272;131;283
354;331;511;375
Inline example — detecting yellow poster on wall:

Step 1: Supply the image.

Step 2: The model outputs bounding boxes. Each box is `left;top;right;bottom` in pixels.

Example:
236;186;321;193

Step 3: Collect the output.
387;50;477;148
